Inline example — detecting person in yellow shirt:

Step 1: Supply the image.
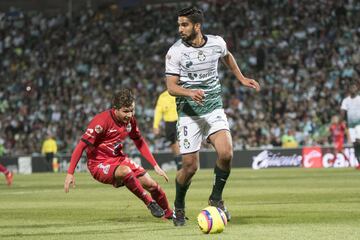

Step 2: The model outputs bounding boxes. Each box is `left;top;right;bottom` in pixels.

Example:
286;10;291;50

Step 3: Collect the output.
41;133;58;172
281;129;299;148
153;90;181;170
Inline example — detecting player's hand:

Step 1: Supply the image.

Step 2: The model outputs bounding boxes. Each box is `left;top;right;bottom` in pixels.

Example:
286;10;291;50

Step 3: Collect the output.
154;165;169;182
64;173;76;193
240;78;260;91
189;89;205;106
153;128;160;136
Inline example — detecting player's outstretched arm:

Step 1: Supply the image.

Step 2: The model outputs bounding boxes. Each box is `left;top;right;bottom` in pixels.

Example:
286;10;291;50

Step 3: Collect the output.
133;136;169;182
222;52;260;91
64;173;75;193
64;140;87;193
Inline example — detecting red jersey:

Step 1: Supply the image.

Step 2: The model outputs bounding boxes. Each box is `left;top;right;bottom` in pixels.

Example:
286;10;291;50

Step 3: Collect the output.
81;109;141;162
67;109;158;175
329;123;346;143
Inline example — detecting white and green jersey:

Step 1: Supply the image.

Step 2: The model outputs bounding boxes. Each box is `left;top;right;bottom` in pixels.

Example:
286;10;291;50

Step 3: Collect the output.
165;35;228;117
341;95;360;128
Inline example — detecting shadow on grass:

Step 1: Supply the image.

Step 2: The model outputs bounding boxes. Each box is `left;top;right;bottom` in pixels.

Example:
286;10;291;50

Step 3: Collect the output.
230;215;283;225
230;212;357;225
1;223;74;229
106;216;160;223
1;225;172;238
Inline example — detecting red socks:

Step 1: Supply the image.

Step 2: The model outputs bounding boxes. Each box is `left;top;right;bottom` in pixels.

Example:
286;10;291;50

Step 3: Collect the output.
150;184;172;217
122;172;172;217
123;172;152;206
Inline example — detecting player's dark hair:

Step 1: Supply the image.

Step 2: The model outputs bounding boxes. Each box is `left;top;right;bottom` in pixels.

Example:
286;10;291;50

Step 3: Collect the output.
177;6;204;24
112;88;135;109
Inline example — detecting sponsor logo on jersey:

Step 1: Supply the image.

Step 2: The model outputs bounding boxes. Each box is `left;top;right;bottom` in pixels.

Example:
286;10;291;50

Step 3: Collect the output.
185;61;193;68
188;73;197;80
187;70;216;80
199;70;216;79
113;141;123;156
95;125;103;134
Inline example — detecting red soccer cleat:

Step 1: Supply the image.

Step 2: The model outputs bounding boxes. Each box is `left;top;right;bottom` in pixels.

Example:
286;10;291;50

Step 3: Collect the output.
5;172;13;186
356;165;360;170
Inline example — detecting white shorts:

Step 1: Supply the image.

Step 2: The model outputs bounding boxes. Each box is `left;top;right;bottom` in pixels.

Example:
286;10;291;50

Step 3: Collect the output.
177;108;230;154
349;125;360;143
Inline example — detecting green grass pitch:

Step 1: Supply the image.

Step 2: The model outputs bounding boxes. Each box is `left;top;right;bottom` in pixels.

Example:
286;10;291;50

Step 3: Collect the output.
1;168;360;240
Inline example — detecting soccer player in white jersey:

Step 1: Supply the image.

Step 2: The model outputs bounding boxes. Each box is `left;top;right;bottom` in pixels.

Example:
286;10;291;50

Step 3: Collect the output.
341;83;360;169
165;6;260;226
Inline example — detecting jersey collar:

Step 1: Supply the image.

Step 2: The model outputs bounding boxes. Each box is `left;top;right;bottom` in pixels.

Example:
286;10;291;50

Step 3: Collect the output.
183;34;208;48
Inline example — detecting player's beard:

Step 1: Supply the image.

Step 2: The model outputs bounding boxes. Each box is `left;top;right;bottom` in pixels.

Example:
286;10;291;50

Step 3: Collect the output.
180;27;197;42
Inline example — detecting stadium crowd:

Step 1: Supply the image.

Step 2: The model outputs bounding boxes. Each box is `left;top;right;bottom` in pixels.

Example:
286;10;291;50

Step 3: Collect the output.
0;0;359;156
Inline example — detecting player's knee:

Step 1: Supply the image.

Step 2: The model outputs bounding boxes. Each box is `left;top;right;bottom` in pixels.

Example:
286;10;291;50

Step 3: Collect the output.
115;165;132;179
183;162;198;176
181;154;199;175
219;150;233;163
182;160;198;175
147;182;160;192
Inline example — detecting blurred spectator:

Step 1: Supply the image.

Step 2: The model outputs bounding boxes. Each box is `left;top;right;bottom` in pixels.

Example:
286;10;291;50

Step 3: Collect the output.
281;129;299;148
0;138;13;186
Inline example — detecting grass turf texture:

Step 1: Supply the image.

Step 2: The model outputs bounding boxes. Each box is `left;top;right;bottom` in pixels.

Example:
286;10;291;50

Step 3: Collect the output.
1;168;359;240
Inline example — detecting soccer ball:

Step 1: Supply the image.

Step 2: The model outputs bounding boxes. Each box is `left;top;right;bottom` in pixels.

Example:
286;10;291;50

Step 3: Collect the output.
197;206;227;234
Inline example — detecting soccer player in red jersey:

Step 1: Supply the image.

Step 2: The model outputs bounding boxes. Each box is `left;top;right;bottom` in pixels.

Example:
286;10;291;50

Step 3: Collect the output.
0;163;13;186
64;88;172;219
329;115;351;164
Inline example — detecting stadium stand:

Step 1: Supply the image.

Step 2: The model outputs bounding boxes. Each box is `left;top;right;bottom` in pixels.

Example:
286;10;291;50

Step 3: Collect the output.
0;0;359;156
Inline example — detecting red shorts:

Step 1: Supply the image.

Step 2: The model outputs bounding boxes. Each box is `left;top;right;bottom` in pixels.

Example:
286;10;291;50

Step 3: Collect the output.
87;157;146;187
334;141;344;152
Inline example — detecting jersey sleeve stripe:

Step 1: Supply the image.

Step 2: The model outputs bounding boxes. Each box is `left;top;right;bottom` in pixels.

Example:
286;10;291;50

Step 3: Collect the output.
81;138;94;146
165;72;180;76
130;135;142;141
